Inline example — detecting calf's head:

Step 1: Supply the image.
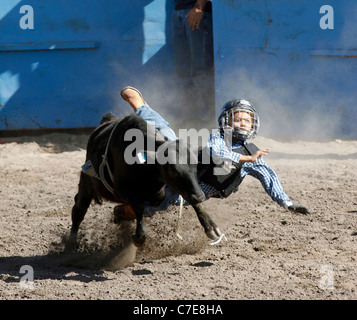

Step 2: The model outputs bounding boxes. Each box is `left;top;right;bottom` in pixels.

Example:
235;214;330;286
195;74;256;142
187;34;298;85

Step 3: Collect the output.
157;139;205;205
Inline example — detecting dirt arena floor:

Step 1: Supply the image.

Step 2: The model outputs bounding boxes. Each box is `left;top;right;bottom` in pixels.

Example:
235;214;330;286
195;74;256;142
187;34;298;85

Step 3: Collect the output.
0;132;356;301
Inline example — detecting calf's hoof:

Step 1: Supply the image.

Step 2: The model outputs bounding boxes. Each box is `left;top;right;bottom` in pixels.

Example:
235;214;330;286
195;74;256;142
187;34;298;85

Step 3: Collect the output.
205;227;222;241
64;232;78;251
132;235;146;248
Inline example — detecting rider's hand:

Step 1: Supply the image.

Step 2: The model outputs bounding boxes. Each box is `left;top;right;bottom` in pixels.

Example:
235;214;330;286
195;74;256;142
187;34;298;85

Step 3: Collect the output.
250;148;270;162
239;148;271;163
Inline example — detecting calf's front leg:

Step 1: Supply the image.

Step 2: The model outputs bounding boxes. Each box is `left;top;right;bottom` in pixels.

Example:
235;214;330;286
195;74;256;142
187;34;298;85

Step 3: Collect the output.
192;204;222;241
66;173;95;250
131;205;147;247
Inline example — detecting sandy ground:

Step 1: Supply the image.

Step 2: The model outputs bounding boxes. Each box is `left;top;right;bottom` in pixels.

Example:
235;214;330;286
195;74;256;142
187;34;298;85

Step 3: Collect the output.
0;132;356;301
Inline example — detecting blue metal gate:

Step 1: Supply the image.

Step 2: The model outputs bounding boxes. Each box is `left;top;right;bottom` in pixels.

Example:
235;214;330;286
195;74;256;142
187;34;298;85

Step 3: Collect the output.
0;0;174;131
1;0;356;139
213;0;357;139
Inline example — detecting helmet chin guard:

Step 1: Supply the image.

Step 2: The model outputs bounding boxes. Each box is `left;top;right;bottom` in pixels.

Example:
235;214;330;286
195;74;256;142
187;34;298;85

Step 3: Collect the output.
218;99;260;140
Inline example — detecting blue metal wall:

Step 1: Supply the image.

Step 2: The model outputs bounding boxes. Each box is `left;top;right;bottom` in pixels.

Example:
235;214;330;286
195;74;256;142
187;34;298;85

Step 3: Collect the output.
213;0;357;139
1;0;356;139
0;0;175;131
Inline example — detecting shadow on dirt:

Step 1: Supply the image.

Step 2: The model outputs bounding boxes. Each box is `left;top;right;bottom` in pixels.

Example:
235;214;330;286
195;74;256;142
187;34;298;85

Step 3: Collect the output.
0;244;139;284
0;224;137;284
0;253;109;284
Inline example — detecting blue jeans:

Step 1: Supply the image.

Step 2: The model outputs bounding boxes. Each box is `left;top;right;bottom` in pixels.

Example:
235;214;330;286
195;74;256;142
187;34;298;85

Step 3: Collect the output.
171;8;215;125
171;8;213;78
135;104;181;215
135;104;177;142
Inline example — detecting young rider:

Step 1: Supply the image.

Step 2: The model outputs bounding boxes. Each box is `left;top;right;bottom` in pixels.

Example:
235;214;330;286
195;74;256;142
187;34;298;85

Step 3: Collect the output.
114;87;310;219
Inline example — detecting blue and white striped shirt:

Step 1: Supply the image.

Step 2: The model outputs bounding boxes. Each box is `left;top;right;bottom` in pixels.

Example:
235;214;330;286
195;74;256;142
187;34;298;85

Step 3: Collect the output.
199;131;291;207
